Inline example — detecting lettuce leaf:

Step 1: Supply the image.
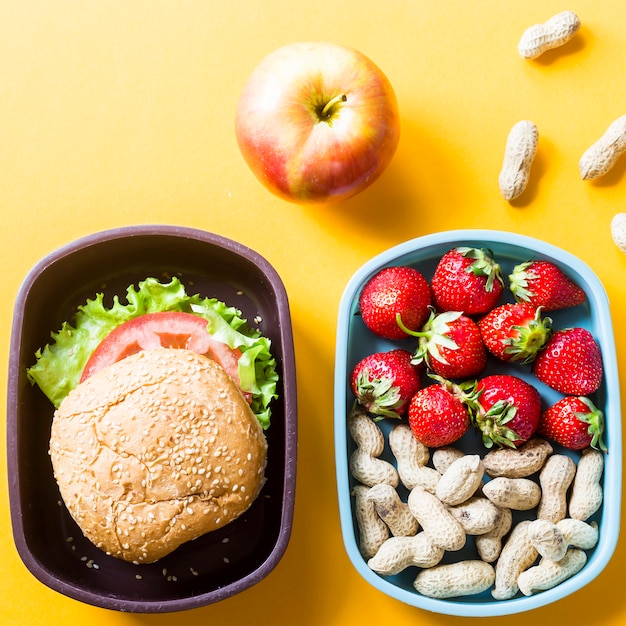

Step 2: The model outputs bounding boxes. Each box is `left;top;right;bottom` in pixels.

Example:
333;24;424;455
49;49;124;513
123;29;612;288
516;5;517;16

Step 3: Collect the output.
26;277;278;429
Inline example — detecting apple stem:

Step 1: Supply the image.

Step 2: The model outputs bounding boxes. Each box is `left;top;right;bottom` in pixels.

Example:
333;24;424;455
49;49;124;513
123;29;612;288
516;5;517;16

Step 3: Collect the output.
320;94;347;119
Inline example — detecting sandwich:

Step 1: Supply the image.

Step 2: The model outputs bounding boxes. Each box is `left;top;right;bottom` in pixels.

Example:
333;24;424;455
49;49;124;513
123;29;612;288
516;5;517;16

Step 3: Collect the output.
29;277;278;563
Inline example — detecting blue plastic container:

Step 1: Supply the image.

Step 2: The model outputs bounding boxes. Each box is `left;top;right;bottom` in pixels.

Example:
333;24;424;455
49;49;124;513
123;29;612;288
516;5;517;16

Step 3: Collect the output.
334;230;621;616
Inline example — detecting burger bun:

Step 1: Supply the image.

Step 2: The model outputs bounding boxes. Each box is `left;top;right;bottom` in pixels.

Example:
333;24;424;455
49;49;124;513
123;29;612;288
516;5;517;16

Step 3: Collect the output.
49;347;268;564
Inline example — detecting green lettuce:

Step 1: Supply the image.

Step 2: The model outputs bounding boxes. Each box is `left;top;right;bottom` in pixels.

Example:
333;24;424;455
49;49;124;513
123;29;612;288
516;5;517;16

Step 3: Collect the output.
27;277;278;429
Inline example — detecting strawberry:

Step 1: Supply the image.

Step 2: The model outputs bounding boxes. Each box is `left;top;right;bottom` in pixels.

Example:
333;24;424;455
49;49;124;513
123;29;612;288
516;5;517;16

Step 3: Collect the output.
350;349;422;420
473;374;542;448
538;396;607;451
532;327;603;395
509;260;586;311
402;309;487;379
359;266;432;340
431;247;505;315
407;377;476;447
478;302;552;363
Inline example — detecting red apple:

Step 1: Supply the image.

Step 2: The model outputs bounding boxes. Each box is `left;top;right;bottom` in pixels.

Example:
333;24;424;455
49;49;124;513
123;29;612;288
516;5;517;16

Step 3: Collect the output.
235;42;400;204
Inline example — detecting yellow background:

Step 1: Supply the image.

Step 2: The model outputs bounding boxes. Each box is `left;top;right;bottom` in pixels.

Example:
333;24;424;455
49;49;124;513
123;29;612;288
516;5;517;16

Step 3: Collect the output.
1;1;625;624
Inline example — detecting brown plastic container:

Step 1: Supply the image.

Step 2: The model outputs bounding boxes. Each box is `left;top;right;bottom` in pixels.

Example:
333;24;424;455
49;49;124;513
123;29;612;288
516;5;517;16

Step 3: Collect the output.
7;225;297;612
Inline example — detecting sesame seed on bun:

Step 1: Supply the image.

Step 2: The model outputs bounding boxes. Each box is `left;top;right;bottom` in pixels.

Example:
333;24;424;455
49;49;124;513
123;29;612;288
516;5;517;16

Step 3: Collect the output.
49;347;268;564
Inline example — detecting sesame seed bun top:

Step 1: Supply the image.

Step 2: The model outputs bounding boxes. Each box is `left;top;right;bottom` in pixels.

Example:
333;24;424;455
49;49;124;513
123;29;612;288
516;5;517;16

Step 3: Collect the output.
49;347;268;564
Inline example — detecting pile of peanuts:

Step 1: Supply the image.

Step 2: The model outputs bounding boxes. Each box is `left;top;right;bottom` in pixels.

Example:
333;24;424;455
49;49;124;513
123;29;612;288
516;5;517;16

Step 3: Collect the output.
497;11;626;255
348;405;603;601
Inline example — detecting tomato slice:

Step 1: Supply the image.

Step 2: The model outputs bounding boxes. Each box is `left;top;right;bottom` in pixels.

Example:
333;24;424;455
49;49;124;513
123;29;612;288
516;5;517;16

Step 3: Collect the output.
80;311;244;392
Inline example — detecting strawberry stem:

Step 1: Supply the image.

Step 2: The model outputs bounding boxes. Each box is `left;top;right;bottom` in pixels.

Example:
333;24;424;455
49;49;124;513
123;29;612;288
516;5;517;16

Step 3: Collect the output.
354;368;403;421
508;261;535;303
396;313;428;338
429;373;481;412
576;396;608;452
472;399;522;449
504;307;553;363
458;247;505;292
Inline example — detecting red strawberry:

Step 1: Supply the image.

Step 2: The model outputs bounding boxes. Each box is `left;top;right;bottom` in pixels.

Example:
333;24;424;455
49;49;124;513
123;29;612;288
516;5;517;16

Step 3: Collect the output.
359;266;432;340
532;327;603;395
478;302;552;363
407;378;476;447
473;374;542;448
404;309;487;379
538;396;607;451
509;260;586;311
350;349;422;419
431;247;505;315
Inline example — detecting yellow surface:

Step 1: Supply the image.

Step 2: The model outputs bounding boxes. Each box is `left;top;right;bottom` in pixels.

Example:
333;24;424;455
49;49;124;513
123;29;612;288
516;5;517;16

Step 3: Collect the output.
1;1;625;624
